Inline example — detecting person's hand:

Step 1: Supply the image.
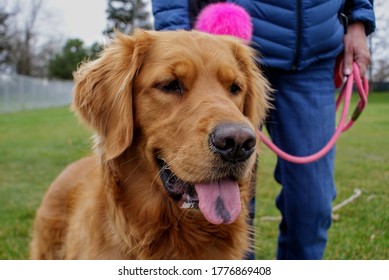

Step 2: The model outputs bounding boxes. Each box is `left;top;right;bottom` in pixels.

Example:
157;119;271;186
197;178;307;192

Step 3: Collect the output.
342;22;370;79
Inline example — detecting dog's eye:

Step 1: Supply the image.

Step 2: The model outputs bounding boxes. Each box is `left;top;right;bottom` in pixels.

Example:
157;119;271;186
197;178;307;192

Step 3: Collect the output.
158;80;184;95
229;83;242;95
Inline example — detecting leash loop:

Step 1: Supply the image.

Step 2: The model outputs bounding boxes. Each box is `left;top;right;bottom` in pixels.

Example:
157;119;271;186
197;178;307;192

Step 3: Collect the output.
258;62;369;164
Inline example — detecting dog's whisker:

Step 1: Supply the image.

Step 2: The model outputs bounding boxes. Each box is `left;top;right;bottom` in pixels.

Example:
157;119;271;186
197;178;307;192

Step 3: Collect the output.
117;156;141;168
120;161;142;186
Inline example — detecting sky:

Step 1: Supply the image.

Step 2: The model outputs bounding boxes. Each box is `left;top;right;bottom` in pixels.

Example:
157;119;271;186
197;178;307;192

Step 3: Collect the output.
14;0;152;47
46;0;154;46
44;0;112;46
14;0;387;48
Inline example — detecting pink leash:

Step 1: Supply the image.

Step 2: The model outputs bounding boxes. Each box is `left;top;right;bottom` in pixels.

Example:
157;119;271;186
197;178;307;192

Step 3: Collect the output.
258;62;369;164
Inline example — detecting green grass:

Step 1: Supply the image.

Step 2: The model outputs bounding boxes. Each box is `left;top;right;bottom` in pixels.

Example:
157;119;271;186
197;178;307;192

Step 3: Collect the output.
0;93;388;260
0;107;91;259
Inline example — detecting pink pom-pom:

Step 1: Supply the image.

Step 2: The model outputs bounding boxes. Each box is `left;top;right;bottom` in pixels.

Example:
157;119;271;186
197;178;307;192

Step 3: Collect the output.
195;3;253;41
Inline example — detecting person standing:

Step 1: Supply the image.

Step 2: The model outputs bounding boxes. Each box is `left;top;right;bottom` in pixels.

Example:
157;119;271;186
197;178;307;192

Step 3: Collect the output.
151;0;375;260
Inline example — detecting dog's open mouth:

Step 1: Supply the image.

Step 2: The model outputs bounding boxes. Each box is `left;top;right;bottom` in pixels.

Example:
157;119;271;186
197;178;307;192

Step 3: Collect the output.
157;157;241;225
157;157;199;209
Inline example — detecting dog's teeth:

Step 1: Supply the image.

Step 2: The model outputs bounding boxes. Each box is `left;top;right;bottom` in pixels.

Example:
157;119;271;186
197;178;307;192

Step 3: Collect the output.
181;202;194;209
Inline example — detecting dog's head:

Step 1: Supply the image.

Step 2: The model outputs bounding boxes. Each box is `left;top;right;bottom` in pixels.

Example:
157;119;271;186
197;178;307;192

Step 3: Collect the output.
73;30;269;225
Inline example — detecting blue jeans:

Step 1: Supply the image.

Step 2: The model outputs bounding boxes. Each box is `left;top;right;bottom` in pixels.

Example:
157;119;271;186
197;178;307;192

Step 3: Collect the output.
250;59;337;260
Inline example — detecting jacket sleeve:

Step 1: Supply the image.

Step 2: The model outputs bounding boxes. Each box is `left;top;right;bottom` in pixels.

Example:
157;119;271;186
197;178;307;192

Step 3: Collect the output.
344;0;375;35
152;0;191;31
152;0;223;31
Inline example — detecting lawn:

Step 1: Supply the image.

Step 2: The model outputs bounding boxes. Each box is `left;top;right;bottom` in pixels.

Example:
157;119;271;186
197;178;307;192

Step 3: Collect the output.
0;107;91;259
0;93;388;260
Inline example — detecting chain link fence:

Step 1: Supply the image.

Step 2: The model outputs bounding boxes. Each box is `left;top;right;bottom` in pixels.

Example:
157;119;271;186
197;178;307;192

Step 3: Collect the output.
0;74;74;114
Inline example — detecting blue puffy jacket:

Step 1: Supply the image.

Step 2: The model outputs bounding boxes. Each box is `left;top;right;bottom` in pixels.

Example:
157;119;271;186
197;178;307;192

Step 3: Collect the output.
152;0;375;71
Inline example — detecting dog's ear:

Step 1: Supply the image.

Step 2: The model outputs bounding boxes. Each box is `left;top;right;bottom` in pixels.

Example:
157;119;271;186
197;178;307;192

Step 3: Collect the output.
243;58;270;128
73;30;153;160
230;41;270;128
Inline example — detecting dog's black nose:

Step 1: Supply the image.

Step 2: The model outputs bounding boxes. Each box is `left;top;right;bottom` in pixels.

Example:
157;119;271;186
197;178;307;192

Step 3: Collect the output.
210;123;256;163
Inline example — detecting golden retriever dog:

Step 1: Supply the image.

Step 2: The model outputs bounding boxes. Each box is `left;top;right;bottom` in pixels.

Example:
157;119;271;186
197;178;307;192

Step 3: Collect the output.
30;30;269;260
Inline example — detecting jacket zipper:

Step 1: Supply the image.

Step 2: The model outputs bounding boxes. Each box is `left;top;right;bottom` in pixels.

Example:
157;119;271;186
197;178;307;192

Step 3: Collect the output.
292;0;302;70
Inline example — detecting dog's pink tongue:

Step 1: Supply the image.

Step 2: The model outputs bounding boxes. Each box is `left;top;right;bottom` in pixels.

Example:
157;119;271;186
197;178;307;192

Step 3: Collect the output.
195;180;241;225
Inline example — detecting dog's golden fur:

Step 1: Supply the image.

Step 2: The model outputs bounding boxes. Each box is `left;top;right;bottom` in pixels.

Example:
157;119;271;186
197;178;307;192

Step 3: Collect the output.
30;30;269;259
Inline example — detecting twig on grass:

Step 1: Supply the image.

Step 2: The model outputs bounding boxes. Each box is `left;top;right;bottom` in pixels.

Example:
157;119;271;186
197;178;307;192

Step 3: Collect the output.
259;188;362;222
332;188;362;212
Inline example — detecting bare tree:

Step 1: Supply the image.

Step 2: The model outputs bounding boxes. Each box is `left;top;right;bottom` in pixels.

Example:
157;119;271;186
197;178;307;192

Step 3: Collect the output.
0;0;17;72
0;0;61;77
11;0;44;76
0;8;11;67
